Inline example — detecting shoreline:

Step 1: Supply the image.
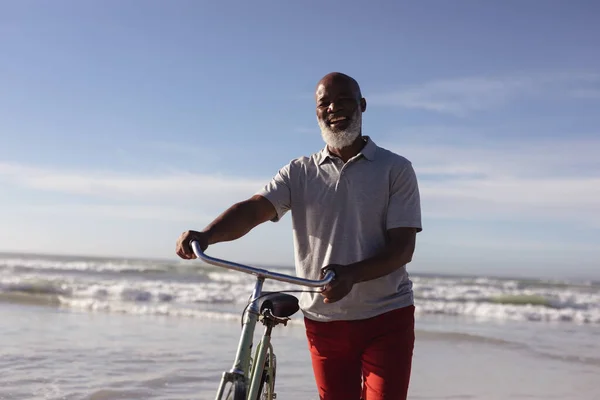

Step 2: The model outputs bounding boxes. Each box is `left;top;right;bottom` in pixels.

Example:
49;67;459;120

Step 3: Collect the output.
3;300;599;369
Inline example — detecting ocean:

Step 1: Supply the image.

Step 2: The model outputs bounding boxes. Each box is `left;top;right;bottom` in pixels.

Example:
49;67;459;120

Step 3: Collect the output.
1;252;599;399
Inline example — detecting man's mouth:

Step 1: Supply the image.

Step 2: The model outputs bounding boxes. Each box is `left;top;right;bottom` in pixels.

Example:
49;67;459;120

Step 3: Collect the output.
328;116;349;126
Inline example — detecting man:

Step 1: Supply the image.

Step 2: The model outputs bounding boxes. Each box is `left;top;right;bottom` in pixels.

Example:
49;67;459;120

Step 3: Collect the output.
176;72;422;400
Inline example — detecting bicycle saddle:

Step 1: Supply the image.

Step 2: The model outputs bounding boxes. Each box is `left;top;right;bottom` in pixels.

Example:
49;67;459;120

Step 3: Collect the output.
258;292;300;318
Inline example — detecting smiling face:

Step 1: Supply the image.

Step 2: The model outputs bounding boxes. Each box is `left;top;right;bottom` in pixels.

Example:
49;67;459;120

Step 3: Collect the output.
315;73;367;149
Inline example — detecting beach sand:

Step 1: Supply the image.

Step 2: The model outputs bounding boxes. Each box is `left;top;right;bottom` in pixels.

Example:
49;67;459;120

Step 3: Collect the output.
1;301;598;400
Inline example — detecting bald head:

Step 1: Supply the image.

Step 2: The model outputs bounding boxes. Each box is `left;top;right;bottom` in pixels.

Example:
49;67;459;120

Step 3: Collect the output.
316;72;362;101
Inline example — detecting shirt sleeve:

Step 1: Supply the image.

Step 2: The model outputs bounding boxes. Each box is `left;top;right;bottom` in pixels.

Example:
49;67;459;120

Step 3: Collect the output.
255;163;292;222
386;162;422;232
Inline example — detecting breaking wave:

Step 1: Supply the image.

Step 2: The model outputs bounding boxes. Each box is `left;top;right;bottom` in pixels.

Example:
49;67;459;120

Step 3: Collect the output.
1;254;599;325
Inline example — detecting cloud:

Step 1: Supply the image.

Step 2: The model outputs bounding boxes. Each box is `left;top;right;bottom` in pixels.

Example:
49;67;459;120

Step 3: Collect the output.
420;176;600;225
399;136;600;178
2;130;599;229
24;204;211;222
0;163;263;198
0;162;269;219
385;135;600;227
570;89;600;99
368;72;600;116
143;141;223;160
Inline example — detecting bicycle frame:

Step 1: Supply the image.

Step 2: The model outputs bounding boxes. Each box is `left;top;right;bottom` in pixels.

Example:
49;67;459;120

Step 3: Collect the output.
214;274;264;400
190;241;334;400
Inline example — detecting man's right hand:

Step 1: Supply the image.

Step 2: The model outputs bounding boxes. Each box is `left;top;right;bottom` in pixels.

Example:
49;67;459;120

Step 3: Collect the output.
176;230;209;259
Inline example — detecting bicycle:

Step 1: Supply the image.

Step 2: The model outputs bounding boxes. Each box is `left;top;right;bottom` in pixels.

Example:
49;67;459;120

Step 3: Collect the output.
190;240;335;400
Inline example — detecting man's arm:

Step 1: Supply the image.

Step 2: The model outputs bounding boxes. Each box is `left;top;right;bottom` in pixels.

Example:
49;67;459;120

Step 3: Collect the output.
176;195;276;259
177;162;293;259
320;227;416;303
346;227;416;283
203;195;277;245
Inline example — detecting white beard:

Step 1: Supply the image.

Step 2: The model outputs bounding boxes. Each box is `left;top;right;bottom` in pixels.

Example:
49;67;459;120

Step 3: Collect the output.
318;110;362;149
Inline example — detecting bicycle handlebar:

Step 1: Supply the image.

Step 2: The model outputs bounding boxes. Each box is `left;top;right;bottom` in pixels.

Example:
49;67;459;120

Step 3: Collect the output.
190;241;335;287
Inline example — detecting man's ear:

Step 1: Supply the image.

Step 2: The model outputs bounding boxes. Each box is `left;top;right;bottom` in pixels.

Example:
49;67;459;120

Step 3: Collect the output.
360;98;367;112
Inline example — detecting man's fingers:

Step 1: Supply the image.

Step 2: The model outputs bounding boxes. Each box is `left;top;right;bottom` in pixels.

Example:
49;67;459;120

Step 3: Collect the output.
176;248;190;259
321;285;342;303
323;295;340;304
176;230;208;260
320;282;335;296
176;234;194;259
177;251;196;260
175;244;185;258
181;237;192;255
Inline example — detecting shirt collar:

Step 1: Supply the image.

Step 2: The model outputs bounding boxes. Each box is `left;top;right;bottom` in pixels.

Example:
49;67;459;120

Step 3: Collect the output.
318;136;377;165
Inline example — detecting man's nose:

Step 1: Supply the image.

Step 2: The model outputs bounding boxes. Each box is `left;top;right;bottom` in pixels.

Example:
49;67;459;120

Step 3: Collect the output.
328;101;342;112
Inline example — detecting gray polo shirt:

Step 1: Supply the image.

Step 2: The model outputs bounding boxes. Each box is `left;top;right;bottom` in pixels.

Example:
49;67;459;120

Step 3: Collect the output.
256;136;422;322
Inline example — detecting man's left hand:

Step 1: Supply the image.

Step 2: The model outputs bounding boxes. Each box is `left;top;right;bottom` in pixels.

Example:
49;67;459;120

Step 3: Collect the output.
320;264;355;304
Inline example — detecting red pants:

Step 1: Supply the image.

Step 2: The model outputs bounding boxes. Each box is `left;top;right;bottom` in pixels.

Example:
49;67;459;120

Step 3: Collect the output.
304;305;415;400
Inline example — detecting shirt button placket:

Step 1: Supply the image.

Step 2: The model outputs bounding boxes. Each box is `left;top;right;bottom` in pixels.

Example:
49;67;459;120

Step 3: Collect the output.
336;165;347;191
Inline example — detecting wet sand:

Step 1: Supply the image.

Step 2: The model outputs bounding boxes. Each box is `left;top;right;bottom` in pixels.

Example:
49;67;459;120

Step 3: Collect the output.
1;302;598;400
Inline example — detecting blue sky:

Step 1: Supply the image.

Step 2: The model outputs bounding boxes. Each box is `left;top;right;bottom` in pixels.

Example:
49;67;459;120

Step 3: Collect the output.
1;1;599;279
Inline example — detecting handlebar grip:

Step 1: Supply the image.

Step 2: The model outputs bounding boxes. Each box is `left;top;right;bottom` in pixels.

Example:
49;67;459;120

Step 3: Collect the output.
190;240;205;257
321;269;336;282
